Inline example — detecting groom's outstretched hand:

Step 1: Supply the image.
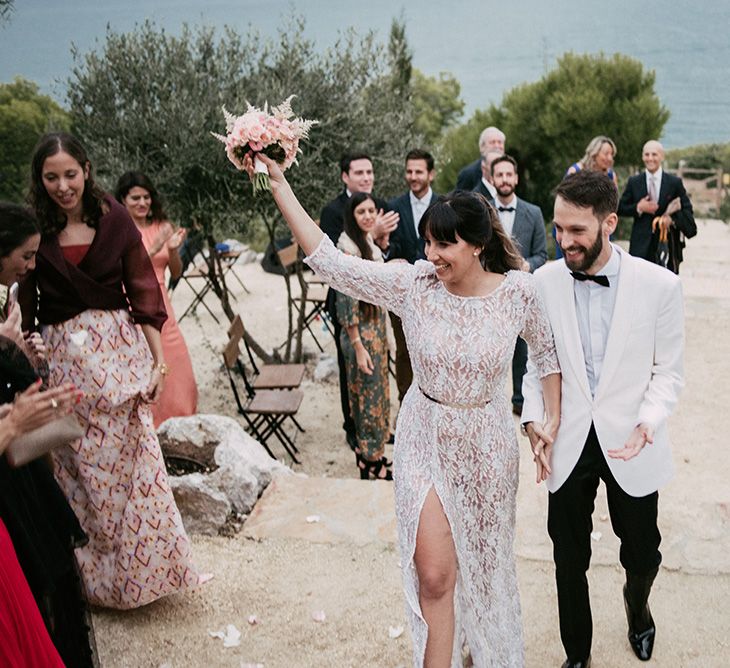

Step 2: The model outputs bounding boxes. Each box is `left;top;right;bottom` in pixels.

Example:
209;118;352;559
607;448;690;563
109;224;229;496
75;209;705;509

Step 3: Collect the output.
607;423;654;460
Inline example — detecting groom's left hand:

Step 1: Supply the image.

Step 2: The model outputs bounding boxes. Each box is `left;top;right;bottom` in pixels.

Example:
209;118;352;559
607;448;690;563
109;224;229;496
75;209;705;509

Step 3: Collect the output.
607;423;654;460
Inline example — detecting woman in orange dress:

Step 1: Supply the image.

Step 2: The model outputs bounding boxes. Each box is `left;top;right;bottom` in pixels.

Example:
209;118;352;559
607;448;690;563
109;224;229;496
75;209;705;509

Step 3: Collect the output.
115;172;198;427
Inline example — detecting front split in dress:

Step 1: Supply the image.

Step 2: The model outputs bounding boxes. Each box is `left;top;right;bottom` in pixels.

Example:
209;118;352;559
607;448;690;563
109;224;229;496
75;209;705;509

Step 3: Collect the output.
306;236;558;667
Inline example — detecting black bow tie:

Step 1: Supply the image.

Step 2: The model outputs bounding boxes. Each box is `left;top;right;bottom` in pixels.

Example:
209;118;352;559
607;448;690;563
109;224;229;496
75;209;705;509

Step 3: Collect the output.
497;206;515;212
571;271;610;287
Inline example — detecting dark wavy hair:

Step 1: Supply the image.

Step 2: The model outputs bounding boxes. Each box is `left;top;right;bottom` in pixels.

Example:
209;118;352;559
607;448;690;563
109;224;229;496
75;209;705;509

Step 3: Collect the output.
0;202;40;260
343;192;376;261
28;132;106;235
114;171;167;221
418;191;522;274
342;191;378;318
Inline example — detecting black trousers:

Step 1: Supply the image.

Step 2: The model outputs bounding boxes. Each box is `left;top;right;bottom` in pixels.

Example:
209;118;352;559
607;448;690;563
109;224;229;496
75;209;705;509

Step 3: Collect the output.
548;424;662;661
329;291;356;441
511;336;528;407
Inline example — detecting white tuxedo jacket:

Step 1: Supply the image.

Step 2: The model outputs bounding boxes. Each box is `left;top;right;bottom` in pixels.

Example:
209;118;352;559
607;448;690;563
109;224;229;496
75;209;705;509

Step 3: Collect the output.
522;247;684;497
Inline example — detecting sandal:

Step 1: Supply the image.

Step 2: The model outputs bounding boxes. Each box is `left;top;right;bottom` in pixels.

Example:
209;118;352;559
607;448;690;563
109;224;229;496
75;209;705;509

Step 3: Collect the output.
355;451;393;481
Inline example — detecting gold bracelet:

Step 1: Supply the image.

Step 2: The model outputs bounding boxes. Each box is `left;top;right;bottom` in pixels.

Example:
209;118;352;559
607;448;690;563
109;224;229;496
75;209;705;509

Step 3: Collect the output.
155;362;171;376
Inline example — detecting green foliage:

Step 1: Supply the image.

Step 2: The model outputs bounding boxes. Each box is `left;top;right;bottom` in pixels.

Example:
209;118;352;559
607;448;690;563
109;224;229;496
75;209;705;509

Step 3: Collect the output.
0;77;71;201
412;70;464;149
67;18;420;242
664;142;730;171
436;52;669;212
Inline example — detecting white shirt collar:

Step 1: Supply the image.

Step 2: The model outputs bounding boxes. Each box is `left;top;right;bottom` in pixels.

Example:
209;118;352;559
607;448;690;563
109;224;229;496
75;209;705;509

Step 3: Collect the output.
589;243;621;278
646;167;663;182
481;178;497;198
410;188;432;206
496;194;517;208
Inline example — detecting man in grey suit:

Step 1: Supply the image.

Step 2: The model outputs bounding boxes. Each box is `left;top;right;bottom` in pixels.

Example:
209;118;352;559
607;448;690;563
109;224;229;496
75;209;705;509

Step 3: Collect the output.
491;154;547;414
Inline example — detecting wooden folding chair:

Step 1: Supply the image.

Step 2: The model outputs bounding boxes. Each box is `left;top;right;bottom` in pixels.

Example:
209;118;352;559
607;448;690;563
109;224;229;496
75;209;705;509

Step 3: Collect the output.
276;241;334;352
222;330;304;464
227;315;306;392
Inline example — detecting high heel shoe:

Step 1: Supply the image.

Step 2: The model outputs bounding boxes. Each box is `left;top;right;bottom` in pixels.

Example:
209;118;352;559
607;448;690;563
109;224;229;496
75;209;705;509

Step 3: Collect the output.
355;451;393;480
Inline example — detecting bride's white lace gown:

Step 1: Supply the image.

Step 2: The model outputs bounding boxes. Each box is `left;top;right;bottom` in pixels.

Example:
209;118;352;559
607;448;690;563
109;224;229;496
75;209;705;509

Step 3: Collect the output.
306;236;559;667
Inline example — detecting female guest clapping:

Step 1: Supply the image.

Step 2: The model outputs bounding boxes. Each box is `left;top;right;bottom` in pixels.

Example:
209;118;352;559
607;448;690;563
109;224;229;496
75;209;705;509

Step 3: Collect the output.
243;153;561;667
20;133;200;609
115;171;198;427
337;192;392;480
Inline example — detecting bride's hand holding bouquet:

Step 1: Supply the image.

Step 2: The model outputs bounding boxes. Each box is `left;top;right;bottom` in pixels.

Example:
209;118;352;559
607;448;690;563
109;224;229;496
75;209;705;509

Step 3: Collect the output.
212;96;316;196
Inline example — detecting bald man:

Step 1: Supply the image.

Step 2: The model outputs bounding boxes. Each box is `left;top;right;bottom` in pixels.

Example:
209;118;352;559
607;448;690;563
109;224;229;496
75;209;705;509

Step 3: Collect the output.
618;140;696;274
456;126;506;191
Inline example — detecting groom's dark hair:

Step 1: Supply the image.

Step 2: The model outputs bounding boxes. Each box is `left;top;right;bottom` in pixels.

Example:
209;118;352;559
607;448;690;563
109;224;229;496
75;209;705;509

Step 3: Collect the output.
554;170;618;221
340;152;373;175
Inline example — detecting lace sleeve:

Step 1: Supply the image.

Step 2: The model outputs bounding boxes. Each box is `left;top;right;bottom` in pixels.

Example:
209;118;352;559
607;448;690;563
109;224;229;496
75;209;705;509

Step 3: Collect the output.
518;274;560;379
305;235;418;317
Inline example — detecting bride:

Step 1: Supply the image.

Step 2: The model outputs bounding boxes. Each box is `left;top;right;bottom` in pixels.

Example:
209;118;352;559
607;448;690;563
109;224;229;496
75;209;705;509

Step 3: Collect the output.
245;154;560;667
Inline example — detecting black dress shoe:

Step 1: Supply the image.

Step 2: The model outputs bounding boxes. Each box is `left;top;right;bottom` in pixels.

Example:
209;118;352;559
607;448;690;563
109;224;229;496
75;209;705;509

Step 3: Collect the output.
624;575;657;661
512;402;523;417
561;656;591;668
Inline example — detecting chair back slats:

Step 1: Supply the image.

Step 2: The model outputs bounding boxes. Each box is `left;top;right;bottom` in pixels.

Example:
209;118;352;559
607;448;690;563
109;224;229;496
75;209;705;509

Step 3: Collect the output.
228;314;245;341
222;337;241;369
276;242;299;270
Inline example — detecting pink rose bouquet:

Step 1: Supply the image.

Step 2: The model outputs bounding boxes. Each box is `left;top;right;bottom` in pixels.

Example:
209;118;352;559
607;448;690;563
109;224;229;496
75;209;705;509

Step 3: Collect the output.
211;96;317;195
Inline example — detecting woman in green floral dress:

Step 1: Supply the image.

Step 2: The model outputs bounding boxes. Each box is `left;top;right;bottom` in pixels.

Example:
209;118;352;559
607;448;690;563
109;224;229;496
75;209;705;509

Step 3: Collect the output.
336;192;392;480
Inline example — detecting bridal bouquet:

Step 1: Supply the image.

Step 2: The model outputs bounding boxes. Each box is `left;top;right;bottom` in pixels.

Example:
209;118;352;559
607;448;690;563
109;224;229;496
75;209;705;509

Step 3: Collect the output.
211;96;317;195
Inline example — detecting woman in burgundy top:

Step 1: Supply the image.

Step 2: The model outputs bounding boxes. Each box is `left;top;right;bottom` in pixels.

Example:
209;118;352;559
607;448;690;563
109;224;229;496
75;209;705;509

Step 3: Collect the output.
20;133;201;609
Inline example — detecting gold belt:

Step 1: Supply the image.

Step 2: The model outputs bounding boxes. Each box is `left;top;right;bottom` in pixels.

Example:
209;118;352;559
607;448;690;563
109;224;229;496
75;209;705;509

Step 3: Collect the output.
419;387;491;409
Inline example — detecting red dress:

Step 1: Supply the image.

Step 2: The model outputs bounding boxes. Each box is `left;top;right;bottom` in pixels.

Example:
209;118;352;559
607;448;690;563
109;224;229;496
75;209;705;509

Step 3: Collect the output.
0;518;64;667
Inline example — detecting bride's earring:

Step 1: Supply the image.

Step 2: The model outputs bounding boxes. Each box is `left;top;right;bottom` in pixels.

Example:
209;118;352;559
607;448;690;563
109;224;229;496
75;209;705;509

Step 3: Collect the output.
473;250;480;256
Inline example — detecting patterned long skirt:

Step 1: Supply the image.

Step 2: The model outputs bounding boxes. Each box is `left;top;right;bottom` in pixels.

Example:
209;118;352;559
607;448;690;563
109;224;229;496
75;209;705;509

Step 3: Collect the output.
43;309;200;609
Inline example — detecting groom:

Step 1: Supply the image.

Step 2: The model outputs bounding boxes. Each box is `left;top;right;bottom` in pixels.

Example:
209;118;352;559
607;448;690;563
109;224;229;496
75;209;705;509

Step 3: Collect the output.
522;171;684;667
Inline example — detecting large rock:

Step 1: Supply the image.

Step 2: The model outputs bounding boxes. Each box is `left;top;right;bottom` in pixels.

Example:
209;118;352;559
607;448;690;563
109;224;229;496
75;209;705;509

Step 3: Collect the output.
161;415;292;533
157;415;224;468
169;473;231;536
208;430;290;515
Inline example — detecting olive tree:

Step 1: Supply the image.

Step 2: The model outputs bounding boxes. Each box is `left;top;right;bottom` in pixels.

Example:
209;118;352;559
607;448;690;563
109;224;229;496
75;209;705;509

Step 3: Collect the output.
67;18;420;361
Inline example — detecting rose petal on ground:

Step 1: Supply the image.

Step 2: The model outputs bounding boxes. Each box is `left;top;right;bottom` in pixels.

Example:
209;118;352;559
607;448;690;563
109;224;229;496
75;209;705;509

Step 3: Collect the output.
311;610;326;622
223;624;242;647
306;515;320;523
388;625;404;639
247;615;258;625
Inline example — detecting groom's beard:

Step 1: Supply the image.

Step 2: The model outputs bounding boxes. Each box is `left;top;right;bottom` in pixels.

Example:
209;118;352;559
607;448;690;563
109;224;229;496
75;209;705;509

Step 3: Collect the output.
562;228;603;273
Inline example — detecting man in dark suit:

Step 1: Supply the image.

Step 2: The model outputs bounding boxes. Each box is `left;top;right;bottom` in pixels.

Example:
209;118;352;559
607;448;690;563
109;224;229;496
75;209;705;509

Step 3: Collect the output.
320;152;399;450
456;126;506;191
471;149;502;203
386;149;439;399
491;154;547;415
618;140;696;274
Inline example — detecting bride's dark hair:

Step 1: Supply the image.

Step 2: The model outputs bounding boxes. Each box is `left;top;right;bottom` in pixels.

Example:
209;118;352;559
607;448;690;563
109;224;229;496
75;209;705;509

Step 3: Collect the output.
418;191;523;273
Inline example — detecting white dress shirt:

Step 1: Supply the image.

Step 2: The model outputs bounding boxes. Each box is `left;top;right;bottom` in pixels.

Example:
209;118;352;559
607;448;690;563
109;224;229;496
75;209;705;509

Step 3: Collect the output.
645;168;663;202
480;178;497;200
495;194;517;238
573;245;621;395
409;188;432;235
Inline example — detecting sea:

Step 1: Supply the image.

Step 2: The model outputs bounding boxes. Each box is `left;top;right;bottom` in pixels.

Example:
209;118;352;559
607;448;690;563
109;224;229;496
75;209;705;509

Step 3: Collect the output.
1;0;729;149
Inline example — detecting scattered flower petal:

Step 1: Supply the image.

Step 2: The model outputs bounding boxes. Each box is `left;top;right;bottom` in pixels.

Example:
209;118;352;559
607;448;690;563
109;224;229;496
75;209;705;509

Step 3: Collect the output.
590;531;602;542
208;624;241;648
599;514;608;522
311;610;326;623
247;615;258;626
388;625;404;639
70;330;88;347
306;515;320;523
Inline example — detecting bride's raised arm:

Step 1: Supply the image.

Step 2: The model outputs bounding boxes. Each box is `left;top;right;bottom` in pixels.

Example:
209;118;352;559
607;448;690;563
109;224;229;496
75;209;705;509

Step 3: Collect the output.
246;154;419;317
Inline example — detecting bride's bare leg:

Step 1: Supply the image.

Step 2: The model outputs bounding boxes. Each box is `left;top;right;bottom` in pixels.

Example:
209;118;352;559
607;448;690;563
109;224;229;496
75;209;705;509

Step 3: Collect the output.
414;487;457;668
